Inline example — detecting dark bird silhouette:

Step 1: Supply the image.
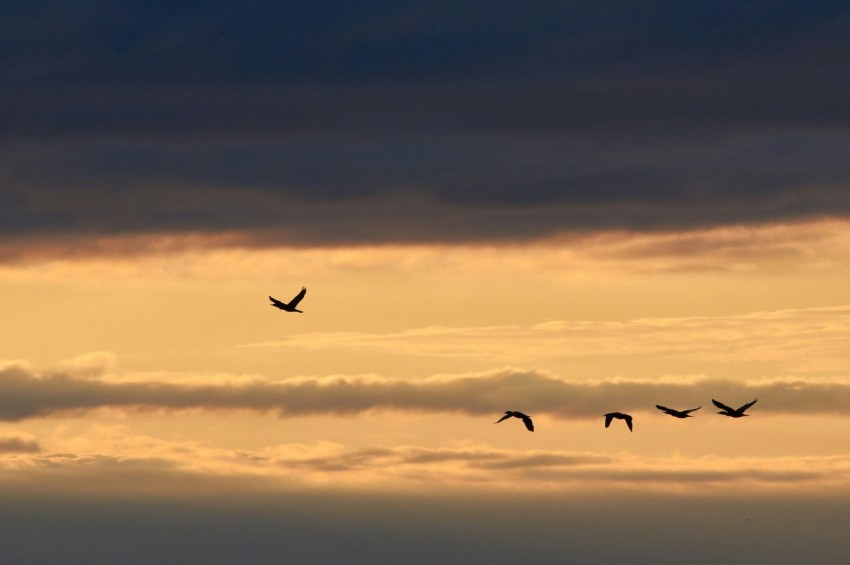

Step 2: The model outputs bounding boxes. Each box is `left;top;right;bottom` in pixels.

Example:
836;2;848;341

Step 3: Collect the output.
269;287;307;313
604;412;633;431
656;405;701;418
712;398;757;418
495;411;534;432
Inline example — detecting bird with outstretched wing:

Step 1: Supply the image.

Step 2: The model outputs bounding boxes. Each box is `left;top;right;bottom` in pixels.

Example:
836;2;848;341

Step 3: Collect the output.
655;405;701;418
269;287;307;313
712;398;757;418
495;411;534;432
604;412;633;431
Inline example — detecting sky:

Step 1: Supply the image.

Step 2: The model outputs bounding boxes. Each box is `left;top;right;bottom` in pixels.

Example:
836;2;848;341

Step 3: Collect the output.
2;1;850;563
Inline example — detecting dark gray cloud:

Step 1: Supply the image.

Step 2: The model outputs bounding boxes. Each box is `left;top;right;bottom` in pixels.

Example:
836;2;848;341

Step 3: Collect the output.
1;130;849;251
3;1;849;134
1;364;849;421
1;1;849;249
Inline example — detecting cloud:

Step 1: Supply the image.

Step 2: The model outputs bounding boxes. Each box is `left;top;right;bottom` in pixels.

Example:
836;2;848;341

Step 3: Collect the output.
56;352;119;378
260;444;850;491
0;434;40;453
4;218;850;280
0;425;847;563
2;438;849;497
244;305;850;371
2;362;850;422
3;2;849;138
1;2;849;249
2;132;849;250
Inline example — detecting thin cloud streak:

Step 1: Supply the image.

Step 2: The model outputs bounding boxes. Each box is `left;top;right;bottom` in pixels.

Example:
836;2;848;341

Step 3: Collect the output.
2;363;850;422
244;305;850;368
2;440;849;495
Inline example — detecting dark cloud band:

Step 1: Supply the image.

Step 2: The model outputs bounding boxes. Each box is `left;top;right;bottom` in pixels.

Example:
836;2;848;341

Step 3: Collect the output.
1;2;849;248
1;365;848;421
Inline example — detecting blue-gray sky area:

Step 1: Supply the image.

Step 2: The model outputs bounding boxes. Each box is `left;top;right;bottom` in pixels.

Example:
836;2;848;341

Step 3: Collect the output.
2;0;849;249
1;491;848;565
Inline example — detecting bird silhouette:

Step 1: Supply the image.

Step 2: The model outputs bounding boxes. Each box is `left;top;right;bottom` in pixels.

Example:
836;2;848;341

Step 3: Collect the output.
604;412;633;431
269;287;307;313
712;398;757;418
495;411;534;432
656;405;701;418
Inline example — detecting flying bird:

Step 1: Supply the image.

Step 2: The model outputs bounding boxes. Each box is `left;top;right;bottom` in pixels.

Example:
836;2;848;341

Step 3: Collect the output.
269;287;307;313
604;412;633;431
495;411;534;432
712;398;757;418
656;405;701;419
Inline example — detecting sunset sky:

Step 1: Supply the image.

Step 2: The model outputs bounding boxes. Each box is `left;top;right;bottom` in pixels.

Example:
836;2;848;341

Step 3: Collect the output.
2;1;850;563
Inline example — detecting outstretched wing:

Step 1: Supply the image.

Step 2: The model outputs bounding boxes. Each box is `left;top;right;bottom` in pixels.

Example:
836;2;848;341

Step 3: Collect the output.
494;413;512;424
521;415;534;432
269;296;286;308
712;399;734;412
683;406;701;414
287;287;307;308
738;399;758;413
604;413;614;428
656;405;673;414
624;415;633;431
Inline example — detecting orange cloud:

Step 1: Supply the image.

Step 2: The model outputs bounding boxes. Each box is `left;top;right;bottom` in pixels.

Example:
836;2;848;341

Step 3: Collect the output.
1;439;848;496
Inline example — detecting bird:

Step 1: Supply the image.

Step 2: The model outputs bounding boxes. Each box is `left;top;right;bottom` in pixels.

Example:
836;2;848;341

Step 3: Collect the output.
269;287;307;313
656;405;701;418
712;398;757;418
494;411;534;432
604;412;633;431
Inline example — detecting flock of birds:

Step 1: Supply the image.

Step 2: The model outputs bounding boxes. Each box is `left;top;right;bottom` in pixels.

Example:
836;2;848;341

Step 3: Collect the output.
269;286;759;434
495;399;758;433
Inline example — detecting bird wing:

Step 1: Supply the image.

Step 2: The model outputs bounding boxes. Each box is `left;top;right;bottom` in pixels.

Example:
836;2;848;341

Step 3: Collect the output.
521;415;534;432
655;405;673;414
287;287;307;308
624;415;633;431
495;413;512;424
738;399;758;413
683;406;701;414
269;296;286;308
712;399;734;412
604;414;614;428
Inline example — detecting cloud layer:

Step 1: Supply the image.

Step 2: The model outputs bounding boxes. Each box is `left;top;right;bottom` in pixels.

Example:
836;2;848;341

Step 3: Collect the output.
2;132;849;249
2;362;849;422
3;433;850;495
2;2;849;250
4;1;849;136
